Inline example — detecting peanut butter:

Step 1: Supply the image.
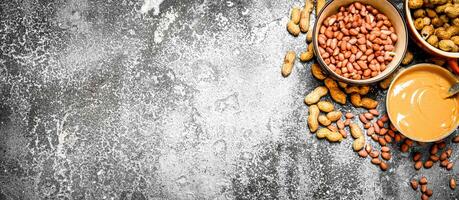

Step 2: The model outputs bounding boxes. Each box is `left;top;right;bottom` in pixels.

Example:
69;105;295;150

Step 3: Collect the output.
387;65;459;142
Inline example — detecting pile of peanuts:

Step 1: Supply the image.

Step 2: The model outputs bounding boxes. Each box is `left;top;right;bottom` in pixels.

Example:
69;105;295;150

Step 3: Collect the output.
408;0;459;52
317;2;398;80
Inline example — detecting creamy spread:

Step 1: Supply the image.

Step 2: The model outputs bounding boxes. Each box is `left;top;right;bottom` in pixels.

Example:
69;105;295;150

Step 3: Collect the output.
387;65;459;142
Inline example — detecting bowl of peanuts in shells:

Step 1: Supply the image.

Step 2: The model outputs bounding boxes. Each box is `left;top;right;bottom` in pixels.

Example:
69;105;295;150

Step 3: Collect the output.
405;0;459;59
313;0;408;85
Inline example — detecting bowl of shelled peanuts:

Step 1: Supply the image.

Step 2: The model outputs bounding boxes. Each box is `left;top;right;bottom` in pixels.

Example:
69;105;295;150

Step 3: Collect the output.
405;0;459;58
312;0;408;85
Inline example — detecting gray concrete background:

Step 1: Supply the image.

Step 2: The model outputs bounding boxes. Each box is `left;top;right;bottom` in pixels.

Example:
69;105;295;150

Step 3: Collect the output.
0;0;458;199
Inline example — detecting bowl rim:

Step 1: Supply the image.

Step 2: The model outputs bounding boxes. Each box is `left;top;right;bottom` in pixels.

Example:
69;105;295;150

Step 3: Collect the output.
312;0;408;85
386;63;459;142
404;0;459;58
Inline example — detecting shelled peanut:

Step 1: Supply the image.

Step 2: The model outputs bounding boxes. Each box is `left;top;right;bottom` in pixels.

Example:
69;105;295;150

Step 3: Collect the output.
317;2;398;80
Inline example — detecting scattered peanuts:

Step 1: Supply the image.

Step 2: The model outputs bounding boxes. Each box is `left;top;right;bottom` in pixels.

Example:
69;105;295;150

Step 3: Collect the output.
318;115;332;126
324;78;347;104
300;0;313;33
350;93;363;107
415;161;423;170
453;135;459;143
311;63;327;80
350;123;363;139
317;2;398;80
381;152;391;160
358;149;368;158
345;112;354;119
317;101;334;112
300;44;315;62
291;7;301;25
326;111;342;122
358;85;370;95
451;178;456;190
305;86;329;105
361;97;378;109
326;129;344;142
424;160;434;169
371;158;381;165
353;136;365;151
282;51;296;77
316;0;325;15
420;177;427;185
307;105;320;133
380;161;388;171
401;51;414;65
287;21;301;37
316;127;329;139
411;179;419;190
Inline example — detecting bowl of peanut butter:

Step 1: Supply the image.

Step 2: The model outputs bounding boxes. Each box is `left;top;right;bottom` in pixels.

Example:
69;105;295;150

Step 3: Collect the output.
386;63;459;142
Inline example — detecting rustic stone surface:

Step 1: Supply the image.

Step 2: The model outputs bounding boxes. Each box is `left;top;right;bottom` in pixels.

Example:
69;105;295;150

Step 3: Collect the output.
0;0;458;199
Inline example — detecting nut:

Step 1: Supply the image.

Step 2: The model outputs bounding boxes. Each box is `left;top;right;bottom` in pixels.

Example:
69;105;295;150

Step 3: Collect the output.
419;177;427;185
305;86;328;105
408;0;424;9
453;135;459;143
411;179;419;190
351;93;363;107
311;63;327;80
299;0;314;33
430;144;438;155
358;149;368;158
324;78;346;104
371;158;381;165
290;7;301;24
381;152;391;160
424;160;433;168
446;162;454;170
353;137;365;151
370;151;380;158
326;111;342;122
415;161;423;170
345;112;354;119
318;101;335;112
379;162;388;171
339;129;348;138
282;51;296;77
361;98;378;109
381;146;390;152
300;44;315;62
287;21;301;37
308;105;320;132
318;115;332;126
326;129;344;142
413;152;422;162
350;123;364;139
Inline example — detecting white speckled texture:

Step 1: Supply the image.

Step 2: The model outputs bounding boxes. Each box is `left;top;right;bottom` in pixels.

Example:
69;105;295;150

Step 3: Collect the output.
0;0;458;199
